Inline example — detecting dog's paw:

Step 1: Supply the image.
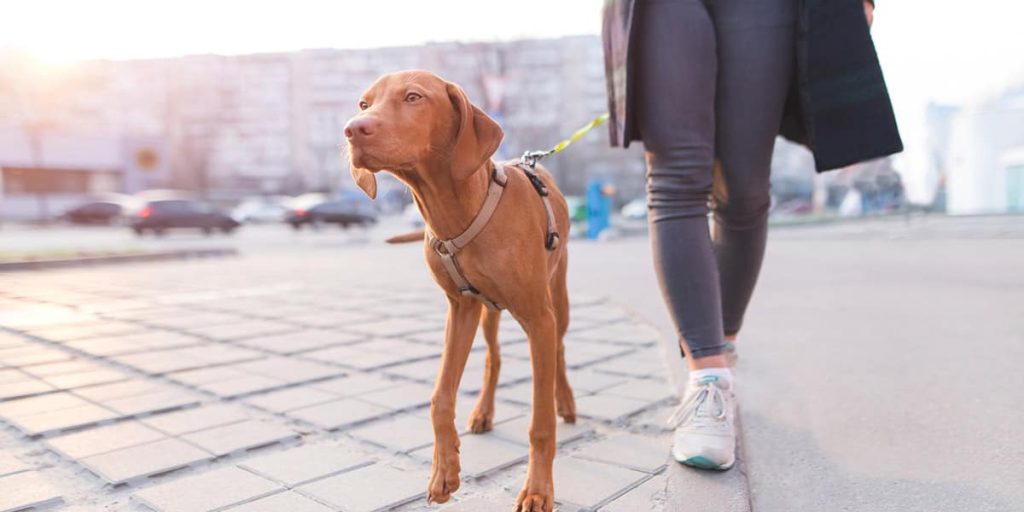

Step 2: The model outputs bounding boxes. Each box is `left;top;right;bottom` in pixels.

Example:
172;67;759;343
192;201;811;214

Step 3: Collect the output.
514;489;554;512
426;448;461;504
556;387;576;424
467;407;494;433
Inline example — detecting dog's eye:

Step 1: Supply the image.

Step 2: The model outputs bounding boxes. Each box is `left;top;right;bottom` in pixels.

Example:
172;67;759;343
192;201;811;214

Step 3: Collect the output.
358;100;369;110
405;92;423;103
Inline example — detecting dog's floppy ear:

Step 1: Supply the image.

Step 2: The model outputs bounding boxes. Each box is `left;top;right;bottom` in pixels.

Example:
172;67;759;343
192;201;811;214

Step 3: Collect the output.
446;81;503;181
350;166;377;199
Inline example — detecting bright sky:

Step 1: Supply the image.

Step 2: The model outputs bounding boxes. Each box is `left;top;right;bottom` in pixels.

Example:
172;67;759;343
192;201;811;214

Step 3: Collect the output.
3;0;1023;200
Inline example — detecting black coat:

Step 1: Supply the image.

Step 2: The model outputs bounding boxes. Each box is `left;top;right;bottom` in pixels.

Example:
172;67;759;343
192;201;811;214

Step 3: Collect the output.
602;0;903;172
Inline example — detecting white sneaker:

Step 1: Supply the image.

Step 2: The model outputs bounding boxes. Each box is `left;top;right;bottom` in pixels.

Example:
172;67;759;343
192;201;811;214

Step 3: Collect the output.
667;375;737;470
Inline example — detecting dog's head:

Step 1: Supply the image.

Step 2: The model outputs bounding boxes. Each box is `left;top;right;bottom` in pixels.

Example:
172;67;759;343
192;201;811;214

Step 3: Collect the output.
344;70;503;199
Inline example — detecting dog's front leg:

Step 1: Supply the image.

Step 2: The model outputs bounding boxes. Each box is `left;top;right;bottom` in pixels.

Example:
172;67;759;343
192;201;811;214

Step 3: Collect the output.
515;306;558;512
426;296;481;504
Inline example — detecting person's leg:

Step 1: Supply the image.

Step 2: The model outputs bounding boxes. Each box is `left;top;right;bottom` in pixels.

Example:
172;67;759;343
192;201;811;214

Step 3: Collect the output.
635;0;726;370
710;0;798;342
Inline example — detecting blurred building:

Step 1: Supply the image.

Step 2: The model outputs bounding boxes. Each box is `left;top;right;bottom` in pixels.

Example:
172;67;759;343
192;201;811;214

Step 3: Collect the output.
0;36;646;220
929;84;1024;214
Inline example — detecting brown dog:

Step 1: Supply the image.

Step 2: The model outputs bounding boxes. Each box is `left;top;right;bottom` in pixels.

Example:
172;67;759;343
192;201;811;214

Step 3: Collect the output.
344;70;575;512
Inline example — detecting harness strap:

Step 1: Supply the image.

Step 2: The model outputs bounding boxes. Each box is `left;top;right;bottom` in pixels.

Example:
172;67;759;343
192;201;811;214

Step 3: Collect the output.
426;161;508;310
518;163;561;251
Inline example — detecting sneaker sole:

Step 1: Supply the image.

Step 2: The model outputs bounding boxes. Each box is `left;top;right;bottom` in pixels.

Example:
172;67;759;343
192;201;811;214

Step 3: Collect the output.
681;455;734;471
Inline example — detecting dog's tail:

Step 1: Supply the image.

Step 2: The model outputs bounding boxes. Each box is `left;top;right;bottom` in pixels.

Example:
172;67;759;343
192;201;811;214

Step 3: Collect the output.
386;230;426;244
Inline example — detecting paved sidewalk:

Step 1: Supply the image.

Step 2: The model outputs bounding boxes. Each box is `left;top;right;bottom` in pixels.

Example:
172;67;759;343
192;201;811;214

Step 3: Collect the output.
0;250;682;512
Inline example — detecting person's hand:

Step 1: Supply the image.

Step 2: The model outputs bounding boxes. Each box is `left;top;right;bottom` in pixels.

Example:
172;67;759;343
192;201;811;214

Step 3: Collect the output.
863;0;874;27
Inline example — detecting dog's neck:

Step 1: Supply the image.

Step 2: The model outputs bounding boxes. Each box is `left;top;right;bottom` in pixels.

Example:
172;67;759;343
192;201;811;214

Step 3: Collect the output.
402;160;494;241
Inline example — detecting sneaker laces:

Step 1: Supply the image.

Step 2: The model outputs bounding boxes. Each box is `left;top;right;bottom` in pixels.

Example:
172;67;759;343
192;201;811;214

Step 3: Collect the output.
667;378;728;428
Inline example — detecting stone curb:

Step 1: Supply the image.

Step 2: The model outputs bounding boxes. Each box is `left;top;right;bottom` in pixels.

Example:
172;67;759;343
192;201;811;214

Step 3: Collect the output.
0;248;238;272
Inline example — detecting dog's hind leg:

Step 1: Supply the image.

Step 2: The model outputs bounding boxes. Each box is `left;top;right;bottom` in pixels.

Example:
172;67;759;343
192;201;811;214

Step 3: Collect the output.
551;255;576;424
427;296;481;505
468;307;501;433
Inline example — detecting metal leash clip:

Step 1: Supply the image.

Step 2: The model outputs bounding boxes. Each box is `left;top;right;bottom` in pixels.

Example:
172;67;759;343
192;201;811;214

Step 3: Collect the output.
517;150;550;170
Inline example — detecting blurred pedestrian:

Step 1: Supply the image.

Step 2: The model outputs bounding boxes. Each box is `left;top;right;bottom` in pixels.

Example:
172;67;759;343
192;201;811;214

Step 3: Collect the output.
602;0;902;470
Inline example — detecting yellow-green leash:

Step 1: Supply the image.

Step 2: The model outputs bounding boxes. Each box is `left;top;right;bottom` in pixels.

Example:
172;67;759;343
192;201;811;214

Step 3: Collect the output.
518;113;610;169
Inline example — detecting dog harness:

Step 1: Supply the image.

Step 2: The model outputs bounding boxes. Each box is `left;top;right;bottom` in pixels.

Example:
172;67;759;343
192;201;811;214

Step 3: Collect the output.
426;159;560;311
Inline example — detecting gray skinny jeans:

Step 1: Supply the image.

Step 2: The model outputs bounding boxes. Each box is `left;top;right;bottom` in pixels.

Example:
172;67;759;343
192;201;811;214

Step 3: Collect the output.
635;0;797;357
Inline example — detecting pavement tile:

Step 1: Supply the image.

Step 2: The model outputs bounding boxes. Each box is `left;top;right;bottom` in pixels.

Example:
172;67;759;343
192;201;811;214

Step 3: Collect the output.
0;347;73;367
298;462;426;512
0;392;87;418
574;322;661;346
0;369;27;384
287;398;392;430
569;305;631;325
47;420;166;459
222;491;334;512
112;351;205;375
181;420;298;456
489;416;594;448
592;351;667;379
81;438;212;484
239;329;367;354
312;374;400;396
0;470;64;512
342;317;444;338
199;375;286;398
382;358;443;382
602;378;675;403
168;366;249;386
188;320;297;341
22;360;105;378
600;473;667;511
44;368;129;390
143;311;243;329
28;321;145;342
234;357;343;384
357;381;434;411
287;309;380;328
306;345;424;370
576;393;656;423
564;369;629;394
437;496;517;511
553;456;648;510
179;345;265;366
0;453;30;477
563;342;636;369
142;404;251;435
100;389;202;416
240;442;373;485
0;378;55;400
368;339;443;360
67;331;203;357
411;433;528;479
9;403;119;436
72;379;164;402
573;434;670;474
349;413;434;452
454;397;526;434
132;466;282;512
244;386;340;413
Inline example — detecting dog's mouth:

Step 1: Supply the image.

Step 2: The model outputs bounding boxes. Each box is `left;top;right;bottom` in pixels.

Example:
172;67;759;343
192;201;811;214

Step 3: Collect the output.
349;143;417;173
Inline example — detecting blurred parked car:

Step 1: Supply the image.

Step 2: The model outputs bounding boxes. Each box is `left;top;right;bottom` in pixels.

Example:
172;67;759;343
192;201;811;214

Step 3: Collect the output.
621;197;647;220
130;199;239;236
232;196;291;224
61;201;125;225
287;192;378;230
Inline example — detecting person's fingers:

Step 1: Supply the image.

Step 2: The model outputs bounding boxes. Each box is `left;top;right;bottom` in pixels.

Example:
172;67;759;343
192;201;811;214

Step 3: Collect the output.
863;0;874;27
